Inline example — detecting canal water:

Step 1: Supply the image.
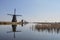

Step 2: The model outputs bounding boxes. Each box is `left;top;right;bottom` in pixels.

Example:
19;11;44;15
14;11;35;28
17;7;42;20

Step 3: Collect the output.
0;23;60;40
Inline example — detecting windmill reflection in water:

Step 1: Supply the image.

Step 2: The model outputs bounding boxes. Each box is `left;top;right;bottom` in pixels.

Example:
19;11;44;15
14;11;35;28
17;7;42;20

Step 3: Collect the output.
7;23;23;38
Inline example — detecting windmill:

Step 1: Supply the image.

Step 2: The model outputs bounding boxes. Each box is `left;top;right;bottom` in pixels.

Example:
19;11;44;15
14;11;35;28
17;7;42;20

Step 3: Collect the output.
8;8;22;22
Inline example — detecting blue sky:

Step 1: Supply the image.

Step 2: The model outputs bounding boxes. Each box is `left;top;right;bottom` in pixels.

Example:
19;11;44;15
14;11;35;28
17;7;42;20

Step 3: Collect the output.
0;0;60;22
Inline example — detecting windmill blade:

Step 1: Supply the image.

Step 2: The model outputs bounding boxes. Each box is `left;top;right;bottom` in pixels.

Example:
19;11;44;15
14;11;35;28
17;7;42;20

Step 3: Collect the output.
14;8;16;15
7;31;12;33
7;31;21;33
8;14;22;16
15;31;21;32
8;14;13;16
16;15;22;16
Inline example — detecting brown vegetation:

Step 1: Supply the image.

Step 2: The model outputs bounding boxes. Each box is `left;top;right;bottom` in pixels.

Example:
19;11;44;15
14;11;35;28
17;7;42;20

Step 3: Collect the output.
35;23;60;29
0;22;21;25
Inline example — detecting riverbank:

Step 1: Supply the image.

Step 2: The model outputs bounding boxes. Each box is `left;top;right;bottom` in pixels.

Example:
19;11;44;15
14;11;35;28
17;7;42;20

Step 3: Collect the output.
0;21;21;25
0;21;28;25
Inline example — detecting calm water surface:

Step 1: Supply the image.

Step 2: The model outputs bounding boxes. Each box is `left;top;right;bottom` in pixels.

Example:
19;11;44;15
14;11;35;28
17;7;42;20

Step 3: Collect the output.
0;23;60;40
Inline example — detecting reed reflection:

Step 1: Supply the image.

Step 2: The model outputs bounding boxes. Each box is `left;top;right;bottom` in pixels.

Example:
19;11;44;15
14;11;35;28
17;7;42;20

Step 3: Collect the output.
32;24;60;34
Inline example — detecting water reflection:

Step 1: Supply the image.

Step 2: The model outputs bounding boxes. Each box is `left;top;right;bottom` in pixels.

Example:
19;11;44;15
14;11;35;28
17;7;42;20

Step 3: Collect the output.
31;24;60;34
7;24;21;39
1;23;60;40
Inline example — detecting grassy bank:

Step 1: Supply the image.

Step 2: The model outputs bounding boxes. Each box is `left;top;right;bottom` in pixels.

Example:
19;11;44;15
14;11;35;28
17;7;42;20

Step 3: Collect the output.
0;22;21;25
